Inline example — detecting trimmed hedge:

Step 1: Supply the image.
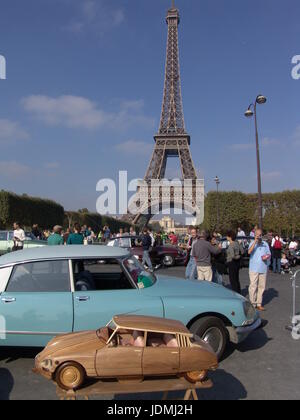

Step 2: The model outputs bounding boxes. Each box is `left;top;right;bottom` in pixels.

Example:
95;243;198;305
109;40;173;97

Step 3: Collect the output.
0;190;65;229
64;211;132;234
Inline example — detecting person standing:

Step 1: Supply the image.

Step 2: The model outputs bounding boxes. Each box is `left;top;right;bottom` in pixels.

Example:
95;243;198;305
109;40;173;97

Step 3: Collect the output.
250;225;258;238
141;228;153;272
169;232;178;246
32;224;42;240
47;226;64;245
12;222;26;251
226;231;242;294
185;228;198;280
129;227;136;236
248;228;271;311
148;229;155;249
237;227;246;238
103;226;111;242
191;230;222;282
271;234;283;274
67;224;84;245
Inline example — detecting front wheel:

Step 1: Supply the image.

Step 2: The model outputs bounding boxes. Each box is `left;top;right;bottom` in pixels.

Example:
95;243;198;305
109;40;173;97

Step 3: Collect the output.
162;255;175;267
190;317;228;360
184;370;208;384
55;362;86;391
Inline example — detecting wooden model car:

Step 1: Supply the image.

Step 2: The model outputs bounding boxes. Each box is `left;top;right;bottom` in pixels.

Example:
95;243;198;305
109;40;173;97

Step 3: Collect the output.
34;315;218;391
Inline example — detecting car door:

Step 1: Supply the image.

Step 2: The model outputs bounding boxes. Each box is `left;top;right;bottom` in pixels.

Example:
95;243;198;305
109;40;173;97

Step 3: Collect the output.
72;258;164;332
0;260;73;347
143;336;180;375
96;345;143;378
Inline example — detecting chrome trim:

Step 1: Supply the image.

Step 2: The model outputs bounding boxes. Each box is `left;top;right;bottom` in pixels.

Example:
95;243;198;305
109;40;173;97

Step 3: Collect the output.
0;331;65;336
0;266;13;293
69;259;75;292
236;317;261;334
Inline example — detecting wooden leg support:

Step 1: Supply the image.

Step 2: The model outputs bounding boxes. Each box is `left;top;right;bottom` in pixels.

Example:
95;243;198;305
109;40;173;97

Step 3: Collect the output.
184;389;199;400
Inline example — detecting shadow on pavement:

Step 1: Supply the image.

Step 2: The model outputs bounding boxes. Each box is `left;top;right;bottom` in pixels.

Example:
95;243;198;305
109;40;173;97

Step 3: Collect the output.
263;288;279;306
235;327;272;354
115;370;247;401
0;368;14;400
0;347;41;363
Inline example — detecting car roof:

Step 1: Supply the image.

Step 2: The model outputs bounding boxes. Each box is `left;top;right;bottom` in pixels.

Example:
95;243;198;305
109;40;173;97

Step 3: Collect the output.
112;315;192;336
0;245;131;266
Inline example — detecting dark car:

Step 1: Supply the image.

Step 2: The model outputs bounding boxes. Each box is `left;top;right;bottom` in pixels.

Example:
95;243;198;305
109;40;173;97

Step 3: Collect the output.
107;236;186;267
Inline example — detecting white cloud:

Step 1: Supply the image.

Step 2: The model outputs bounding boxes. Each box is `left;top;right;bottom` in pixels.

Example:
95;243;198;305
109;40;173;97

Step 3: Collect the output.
22;94;155;131
114;140;153;156
44;162;60;169
230;143;254;151
63;0;125;36
22;95;111;130
0;119;29;143
262;171;282;180
261;137;281;147
0;161;32;177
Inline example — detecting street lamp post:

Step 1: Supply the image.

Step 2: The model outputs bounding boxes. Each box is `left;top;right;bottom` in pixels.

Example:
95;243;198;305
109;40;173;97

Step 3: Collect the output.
214;176;220;231
245;95;267;230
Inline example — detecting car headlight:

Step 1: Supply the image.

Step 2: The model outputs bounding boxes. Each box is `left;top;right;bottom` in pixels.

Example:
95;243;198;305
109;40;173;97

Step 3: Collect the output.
243;301;256;324
40;359;53;369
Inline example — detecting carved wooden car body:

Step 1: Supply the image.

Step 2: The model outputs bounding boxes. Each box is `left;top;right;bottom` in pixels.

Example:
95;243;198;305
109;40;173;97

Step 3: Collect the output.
34;315;218;390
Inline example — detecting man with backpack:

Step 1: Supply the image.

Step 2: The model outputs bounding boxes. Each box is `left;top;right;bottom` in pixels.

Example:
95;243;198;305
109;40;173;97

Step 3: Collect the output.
271;235;284;274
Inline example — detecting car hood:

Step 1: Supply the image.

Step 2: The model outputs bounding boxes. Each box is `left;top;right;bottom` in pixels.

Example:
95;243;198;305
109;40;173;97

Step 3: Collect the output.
38;330;98;358
147;275;242;300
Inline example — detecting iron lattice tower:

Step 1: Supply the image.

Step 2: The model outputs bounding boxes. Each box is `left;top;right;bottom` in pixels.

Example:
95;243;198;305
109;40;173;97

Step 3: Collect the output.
130;2;203;225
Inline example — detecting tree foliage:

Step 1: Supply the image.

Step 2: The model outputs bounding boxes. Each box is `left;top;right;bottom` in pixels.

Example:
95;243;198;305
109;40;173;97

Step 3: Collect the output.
201;190;300;236
0;190;64;229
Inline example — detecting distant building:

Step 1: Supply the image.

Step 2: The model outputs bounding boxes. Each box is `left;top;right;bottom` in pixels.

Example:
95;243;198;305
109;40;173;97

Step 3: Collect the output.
158;216;188;236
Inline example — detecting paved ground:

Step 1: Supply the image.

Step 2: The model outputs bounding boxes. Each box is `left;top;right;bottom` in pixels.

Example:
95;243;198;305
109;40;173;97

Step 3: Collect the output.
0;266;299;400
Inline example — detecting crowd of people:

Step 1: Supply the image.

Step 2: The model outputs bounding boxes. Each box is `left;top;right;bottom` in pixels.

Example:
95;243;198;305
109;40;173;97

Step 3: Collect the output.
184;226;299;311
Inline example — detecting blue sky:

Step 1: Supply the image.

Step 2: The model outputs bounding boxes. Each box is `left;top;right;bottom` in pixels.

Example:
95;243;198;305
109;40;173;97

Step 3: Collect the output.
0;0;299;213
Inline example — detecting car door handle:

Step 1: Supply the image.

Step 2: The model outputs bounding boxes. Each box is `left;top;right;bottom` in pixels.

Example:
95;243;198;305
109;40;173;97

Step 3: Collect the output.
1;297;16;303
76;296;90;302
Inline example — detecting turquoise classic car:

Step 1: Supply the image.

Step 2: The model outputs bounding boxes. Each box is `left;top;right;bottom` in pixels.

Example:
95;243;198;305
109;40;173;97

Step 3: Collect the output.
0;231;47;255
0;246;261;359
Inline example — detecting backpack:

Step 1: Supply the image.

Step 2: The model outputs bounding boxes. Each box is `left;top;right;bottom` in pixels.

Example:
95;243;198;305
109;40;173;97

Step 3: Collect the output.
233;241;243;260
274;239;282;250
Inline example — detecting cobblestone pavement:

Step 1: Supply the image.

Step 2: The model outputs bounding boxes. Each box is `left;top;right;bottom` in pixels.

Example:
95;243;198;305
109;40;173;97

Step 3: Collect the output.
0;267;299;400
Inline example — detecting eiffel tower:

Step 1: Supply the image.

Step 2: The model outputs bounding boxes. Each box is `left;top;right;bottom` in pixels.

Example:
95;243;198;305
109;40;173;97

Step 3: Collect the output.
129;1;204;225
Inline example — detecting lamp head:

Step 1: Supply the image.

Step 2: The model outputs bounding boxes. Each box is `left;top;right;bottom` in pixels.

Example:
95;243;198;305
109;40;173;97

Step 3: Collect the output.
256;95;267;105
245;108;254;118
214;176;220;185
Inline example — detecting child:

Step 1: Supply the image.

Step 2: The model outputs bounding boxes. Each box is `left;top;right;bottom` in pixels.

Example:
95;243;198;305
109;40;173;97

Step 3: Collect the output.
281;253;290;272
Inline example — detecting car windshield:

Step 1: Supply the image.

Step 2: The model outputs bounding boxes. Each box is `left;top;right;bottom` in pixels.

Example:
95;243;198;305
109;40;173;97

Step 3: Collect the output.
123;256;156;289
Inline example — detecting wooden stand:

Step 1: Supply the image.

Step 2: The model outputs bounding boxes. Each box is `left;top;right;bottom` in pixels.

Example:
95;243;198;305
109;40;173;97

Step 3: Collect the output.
56;377;213;401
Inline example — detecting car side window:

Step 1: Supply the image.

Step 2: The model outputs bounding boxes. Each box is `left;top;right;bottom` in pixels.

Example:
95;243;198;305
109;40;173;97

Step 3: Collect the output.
146;333;178;348
6;260;71;293
0;232;7;241
73;259;134;291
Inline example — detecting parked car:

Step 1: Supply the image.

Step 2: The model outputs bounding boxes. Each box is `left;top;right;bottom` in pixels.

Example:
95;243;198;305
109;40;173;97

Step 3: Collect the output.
294;249;300;265
34;314;218;390
0;245;261;359
107;236;186;267
0;231;47;255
